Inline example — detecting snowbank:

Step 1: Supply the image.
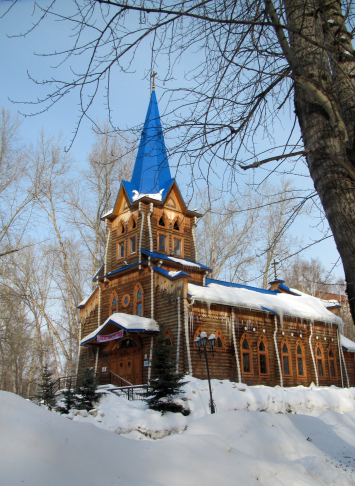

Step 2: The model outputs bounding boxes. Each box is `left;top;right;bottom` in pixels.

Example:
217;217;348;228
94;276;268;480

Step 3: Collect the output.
2;385;355;485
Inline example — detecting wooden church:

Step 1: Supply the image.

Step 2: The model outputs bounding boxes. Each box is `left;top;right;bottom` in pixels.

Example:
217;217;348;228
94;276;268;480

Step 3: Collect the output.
78;88;352;389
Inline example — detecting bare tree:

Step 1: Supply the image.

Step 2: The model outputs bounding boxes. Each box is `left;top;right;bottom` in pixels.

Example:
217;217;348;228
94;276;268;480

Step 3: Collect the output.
4;0;355;322
68;125;134;279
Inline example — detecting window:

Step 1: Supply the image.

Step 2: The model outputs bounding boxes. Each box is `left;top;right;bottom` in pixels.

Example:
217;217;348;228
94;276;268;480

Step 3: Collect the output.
173;237;183;256
214;329;226;351
315;343;326;379
193;326;205;348
240;332;253;376
117;222;125;235
129;236;136;255
174;220;180;231
122;294;130;308
117;241;125;260
158;215;168;227
281;338;292;377
296;339;307;379
133;283;143;317
163;329;174;346
328;345;338;379
109;292;118;315
158;233;167;253
257;335;270;377
128;215;137;232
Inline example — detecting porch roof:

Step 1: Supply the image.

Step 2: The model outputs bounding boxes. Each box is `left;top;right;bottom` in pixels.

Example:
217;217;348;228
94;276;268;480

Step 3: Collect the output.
80;313;159;345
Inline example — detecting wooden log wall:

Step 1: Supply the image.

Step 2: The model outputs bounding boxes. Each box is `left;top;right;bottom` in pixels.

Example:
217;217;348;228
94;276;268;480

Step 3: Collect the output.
343;351;355;386
186;302;343;388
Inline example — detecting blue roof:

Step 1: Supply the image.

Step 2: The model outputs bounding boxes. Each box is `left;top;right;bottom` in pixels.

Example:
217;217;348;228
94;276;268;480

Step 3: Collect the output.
205;278;279;295
130;91;172;195
92;264;104;282
153;266;191;279
278;283;301;296
99;262;144;280
141;248;212;271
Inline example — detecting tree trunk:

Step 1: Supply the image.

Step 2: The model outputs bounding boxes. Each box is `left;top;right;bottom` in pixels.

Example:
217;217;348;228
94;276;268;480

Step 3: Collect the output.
284;0;355;322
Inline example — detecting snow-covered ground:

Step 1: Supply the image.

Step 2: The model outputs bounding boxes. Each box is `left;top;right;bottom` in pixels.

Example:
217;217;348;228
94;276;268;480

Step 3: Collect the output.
2;379;355;485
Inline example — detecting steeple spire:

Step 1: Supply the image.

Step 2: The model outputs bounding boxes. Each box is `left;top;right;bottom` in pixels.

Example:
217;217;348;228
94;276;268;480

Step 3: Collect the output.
130;90;172;195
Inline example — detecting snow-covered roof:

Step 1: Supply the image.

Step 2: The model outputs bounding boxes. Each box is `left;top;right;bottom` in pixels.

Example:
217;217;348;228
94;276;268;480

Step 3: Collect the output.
141;249;212;271
188;280;344;327
77;286;98;309
102;208;114;218
153;266;191;279
92;264;104;282
341;334;355;353
80;313;159;345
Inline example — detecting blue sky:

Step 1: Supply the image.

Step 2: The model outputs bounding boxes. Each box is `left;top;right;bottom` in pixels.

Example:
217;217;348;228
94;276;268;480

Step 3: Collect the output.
0;1;344;282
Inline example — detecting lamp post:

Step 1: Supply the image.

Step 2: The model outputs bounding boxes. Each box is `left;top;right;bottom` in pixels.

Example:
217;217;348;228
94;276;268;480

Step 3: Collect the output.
194;331;216;414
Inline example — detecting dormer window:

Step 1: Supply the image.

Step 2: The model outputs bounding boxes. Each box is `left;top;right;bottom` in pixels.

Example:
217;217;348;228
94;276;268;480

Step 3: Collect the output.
159;216;165;227
174;220;179;231
120;222;125;234
128;215;137;232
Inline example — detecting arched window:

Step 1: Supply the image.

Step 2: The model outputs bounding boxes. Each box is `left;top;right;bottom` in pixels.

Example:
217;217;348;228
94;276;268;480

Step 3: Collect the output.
296;339;307;379
109;292;118;315
315;343;326;380
158;214;168;228
163;329;174;346
117;221;125;235
281;338;292;378
173;217;183;233
240;332;253;376
128;215;137;232
257;335;270;377
193;326;204;348
133;283;143;317
215;329;226;351
328;345;338;380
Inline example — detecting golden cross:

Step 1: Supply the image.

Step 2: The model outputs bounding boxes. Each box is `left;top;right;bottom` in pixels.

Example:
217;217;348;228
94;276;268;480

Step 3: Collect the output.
151;71;157;91
273;259;280;279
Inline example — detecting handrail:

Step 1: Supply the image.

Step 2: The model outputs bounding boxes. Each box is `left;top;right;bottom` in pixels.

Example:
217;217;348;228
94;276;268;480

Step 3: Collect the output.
107;370;132;387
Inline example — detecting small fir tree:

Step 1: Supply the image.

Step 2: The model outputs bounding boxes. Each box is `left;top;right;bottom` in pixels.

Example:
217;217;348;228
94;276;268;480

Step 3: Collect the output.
74;368;102;411
56;379;77;414
37;365;56;410
146;334;190;415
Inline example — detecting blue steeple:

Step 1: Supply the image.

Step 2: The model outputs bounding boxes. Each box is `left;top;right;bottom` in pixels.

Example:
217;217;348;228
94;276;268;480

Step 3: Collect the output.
130;90;172;195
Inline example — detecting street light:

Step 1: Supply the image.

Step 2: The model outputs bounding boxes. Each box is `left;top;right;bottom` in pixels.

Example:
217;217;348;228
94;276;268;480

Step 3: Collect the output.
194;332;216;414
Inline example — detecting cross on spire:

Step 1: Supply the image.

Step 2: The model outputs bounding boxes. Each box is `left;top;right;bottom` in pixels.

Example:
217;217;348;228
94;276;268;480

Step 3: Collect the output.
273;259;280;279
151;71;157;91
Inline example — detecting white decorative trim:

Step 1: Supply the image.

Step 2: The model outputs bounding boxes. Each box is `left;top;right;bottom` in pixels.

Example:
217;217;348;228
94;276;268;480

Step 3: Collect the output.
203;271;209;287
104;224;111;280
184;298;193;375
192;216;198;261
98;286;102;329
340;339;350;387
232;309;241;383
138;202;144;268
176;295;181;373
309;321;318;387
337;327;344;388
150;265;154;319
94;347;99;373
148;203;153;252
273;315;283;387
148;336;154;383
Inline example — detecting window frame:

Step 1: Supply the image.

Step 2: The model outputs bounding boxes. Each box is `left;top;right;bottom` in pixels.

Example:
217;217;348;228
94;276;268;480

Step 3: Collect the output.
109;291;119;315
328;344;338;380
163;329;174;346
193;326;205;349
116;240;125;261
295;339;307;380
158;213;168;228
281;338;293;378
214;329;226;352
116;221;126;236
240;332;254;377
257;334;270;378
128;235;137;257
315;342;326;380
133;283;144;317
127;215;137;232
157;231;168;254
122;294;130;308
172;235;184;257
172;216;184;233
